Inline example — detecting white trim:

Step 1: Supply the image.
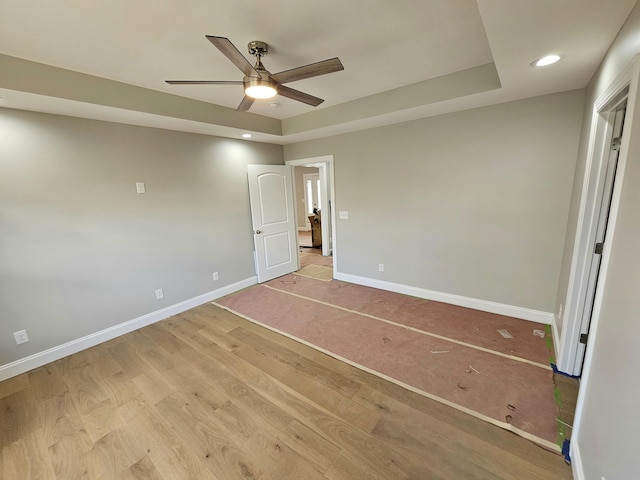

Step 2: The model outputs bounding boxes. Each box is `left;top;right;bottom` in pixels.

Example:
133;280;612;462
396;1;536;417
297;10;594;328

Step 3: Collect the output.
552;314;560;361
571;440;585;480
0;276;257;382
297;226;310;231
334;271;554;325
558;57;636;375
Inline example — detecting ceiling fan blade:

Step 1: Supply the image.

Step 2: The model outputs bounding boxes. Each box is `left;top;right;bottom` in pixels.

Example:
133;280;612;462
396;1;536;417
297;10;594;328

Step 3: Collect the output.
277;85;324;107
206;35;259;78
270;57;344;84
236;95;256;111
165;80;243;85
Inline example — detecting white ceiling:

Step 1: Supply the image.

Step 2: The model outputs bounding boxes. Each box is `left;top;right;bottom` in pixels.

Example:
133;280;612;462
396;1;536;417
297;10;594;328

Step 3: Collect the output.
0;0;636;144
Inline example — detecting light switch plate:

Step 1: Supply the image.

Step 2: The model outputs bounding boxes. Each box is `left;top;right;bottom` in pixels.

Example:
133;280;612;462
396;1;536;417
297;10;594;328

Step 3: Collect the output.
339;211;349;220
136;182;146;194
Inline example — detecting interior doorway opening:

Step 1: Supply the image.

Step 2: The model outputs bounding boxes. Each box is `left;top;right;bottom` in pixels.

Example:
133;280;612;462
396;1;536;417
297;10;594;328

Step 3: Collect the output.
558;81;631;377
286;155;336;261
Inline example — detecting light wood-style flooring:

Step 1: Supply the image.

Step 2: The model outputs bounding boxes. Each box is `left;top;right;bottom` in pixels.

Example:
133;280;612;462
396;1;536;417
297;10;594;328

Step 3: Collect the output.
1;303;573;479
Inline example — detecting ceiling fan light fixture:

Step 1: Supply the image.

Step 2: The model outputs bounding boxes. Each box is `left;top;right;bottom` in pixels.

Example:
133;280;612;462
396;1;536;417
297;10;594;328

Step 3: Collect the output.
244;77;277;99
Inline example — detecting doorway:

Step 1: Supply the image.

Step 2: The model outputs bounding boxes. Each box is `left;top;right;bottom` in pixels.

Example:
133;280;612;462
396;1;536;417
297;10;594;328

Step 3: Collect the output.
294;167;320;248
286;155;336;263
558;83;631;377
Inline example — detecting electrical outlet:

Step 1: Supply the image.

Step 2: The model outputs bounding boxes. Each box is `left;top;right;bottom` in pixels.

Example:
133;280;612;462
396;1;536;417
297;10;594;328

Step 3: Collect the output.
13;329;29;345
136;182;146;194
155;288;164;300
212;272;219;281
378;263;385;272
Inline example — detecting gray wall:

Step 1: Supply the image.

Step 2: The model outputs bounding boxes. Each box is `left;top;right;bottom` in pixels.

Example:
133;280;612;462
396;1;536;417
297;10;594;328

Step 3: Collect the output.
559;3;640;478
0;108;283;366
285;90;585;312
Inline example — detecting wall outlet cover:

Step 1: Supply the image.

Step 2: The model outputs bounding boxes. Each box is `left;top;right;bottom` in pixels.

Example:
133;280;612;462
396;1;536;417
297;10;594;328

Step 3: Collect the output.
13;329;29;345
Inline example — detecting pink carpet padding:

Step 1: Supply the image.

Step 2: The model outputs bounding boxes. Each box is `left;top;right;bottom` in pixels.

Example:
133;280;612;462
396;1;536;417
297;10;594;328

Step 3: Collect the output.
266;274;551;366
216;282;559;448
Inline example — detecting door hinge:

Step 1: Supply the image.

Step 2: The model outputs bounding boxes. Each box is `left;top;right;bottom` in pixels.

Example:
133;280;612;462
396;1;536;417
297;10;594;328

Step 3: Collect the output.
612;136;622;151
579;333;588;345
594;242;604;255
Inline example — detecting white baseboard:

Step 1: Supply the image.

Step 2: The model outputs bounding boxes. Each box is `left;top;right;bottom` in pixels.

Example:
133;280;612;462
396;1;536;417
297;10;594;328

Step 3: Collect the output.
0;276;257;382
333;272;554;325
297;227;310;231
571;440;585;480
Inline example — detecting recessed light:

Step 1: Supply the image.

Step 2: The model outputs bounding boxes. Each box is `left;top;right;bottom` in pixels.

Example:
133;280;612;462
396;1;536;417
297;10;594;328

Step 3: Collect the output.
242;133;252;139
531;54;562;67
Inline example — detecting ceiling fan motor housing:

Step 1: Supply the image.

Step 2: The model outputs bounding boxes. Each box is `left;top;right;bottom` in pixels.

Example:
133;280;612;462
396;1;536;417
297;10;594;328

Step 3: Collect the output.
244;41;277;98
248;40;269;57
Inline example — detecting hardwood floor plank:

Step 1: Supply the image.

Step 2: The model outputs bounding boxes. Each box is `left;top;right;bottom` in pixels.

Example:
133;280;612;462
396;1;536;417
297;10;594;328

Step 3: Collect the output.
0;389;41;445
139;323;189;355
127;455;166;480
119;396;215;480
232;343;381;432
2;431;56;480
154;392;262;480
243;429;327;479
47;427;93;479
28;365;68;400
37;391;84;448
324;450;395;480
228;326;362;398
99;371;143;408
279;419;341;474
79;397;124;444
0;373;30;400
84;426;146;478
131;368;178;406
107;341;151;379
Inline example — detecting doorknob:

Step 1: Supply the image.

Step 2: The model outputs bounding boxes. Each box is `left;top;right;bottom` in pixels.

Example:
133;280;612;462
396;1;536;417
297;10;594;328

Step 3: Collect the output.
255;229;262;234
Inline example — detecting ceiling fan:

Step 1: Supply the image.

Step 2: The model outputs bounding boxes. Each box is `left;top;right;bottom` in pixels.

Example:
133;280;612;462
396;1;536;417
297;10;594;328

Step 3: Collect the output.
166;36;344;112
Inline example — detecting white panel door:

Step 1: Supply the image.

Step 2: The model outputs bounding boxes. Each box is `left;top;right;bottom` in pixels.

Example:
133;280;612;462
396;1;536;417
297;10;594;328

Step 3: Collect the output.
248;165;298;282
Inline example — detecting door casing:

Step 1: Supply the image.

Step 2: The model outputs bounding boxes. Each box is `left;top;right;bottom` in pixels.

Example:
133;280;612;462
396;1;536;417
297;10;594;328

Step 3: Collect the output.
558;60;636;377
286;156;336;259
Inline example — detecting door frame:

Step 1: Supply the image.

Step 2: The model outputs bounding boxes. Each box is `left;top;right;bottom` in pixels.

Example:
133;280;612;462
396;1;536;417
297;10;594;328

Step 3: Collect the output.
286;155;336;259
558;58;638;377
302;171;320;230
